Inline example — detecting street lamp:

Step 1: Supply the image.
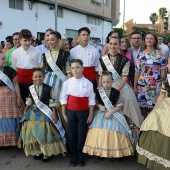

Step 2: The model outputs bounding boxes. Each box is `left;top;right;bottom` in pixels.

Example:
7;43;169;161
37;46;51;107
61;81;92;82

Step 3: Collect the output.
122;0;125;36
55;0;58;31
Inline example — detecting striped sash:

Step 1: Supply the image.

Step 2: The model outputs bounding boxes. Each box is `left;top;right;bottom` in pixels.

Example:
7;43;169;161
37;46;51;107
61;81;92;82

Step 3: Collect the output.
0;70;15;92
102;55;138;105
98;87;134;144
29;85;66;144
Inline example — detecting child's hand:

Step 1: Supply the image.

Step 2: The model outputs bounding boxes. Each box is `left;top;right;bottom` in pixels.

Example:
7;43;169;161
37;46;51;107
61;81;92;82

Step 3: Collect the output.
99;105;105;112
52;114;58;123
17;97;22;107
87;115;93;124
104;111;112;119
63;114;68;123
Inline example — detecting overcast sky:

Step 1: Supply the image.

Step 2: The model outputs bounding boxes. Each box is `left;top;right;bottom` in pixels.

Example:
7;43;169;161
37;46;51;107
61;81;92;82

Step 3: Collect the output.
117;0;170;27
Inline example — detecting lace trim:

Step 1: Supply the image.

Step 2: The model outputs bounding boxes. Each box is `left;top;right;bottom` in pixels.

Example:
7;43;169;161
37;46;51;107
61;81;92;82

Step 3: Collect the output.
136;144;170;168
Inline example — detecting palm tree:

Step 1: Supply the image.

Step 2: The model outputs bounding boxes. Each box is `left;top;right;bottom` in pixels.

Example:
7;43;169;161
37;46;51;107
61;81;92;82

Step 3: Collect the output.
159;7;168;33
149;13;158;30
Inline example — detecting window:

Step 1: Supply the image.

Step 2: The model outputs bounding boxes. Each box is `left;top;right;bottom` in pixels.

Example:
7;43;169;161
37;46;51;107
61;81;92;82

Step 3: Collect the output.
58;7;63;18
103;0;108;5
86;15;100;26
9;0;23;10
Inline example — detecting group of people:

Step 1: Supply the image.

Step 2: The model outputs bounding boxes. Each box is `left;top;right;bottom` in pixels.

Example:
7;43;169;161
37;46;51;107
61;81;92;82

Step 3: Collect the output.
0;26;170;170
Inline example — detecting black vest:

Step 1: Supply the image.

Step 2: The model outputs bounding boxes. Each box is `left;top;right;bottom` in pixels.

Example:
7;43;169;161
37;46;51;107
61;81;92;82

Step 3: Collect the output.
0;66;17;86
29;83;52;105
100;53;129;76
96;87;120;106
42;49;69;72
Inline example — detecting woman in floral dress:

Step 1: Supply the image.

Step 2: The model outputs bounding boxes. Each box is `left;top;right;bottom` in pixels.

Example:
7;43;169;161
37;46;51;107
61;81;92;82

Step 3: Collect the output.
134;32;166;119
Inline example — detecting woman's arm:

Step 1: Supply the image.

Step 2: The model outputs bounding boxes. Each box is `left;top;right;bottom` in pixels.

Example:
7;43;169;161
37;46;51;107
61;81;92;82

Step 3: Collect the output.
118;76;127;91
134;72;140;94
155;92;165;106
101;45;109;56
104;106;121;119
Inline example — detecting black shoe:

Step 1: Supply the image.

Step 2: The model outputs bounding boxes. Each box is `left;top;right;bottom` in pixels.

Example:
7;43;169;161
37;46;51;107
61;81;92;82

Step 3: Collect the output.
42;156;49;163
78;162;85;167
69;162;77;167
34;154;43;160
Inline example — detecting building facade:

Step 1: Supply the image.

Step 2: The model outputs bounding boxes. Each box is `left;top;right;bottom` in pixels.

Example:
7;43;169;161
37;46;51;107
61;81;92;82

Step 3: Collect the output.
0;0;120;44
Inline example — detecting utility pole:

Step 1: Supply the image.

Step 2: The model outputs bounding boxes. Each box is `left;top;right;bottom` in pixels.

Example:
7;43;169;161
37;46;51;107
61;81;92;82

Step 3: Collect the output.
55;0;58;31
123;0;125;36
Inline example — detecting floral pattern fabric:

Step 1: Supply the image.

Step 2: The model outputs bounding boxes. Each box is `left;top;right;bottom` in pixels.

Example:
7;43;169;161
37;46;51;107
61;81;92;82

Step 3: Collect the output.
135;50;166;108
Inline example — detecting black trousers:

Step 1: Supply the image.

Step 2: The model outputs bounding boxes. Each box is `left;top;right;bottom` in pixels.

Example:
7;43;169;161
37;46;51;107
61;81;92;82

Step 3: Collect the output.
90;80;97;92
19;83;33;103
67;109;89;164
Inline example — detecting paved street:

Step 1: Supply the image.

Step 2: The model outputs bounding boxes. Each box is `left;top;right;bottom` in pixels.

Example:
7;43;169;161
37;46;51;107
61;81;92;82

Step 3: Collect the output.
0;147;148;170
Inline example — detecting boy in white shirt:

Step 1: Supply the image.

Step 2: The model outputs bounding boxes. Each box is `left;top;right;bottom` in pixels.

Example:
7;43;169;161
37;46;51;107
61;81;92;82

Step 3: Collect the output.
12;29;41;102
61;59;95;167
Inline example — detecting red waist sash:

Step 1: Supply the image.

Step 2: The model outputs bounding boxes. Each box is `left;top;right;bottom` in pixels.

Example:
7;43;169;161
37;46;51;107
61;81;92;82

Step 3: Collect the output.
67;95;88;111
83;66;96;81
17;68;34;83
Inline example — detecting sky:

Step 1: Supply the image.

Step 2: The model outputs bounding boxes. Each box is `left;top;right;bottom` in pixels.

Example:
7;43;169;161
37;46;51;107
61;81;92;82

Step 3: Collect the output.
117;0;170;27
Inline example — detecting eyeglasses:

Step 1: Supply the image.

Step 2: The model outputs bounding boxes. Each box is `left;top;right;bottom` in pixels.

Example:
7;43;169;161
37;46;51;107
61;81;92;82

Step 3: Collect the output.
111;36;118;38
131;38;141;40
13;38;20;41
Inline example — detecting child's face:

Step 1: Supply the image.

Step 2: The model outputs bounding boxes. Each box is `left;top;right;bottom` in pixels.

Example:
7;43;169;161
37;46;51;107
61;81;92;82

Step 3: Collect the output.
20;38;31;51
32;71;44;85
102;75;113;90
71;62;83;79
0;53;7;67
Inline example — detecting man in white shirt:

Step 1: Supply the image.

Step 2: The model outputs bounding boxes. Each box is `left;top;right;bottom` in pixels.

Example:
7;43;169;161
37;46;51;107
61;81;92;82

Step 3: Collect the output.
70;27;100;91
36;28;54;55
128;31;143;87
12;29;41;102
157;35;169;55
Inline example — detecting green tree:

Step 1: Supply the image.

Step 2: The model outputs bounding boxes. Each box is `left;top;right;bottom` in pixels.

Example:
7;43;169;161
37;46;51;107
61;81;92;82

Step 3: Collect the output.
159;7;168;33
149;13;158;30
112;28;125;37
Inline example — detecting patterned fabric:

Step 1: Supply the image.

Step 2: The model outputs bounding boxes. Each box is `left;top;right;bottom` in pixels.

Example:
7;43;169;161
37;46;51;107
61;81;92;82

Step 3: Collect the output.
136;50;166;108
83;128;134;158
18;120;67;156
0;86;24;146
0;87;24;118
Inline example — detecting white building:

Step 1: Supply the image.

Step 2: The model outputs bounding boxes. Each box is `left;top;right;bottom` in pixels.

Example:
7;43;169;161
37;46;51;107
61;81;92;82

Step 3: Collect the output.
0;0;120;44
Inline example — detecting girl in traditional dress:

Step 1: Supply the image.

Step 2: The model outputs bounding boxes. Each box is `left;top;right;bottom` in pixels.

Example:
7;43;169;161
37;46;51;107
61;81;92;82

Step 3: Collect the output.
83;71;134;158
99;37;143;146
41;31;72;135
18;68;67;162
137;57;170;170
0;50;24;147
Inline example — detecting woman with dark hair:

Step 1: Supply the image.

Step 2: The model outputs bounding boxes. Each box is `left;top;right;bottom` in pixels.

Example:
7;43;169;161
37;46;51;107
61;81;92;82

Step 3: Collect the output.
101;31;118;56
119;36;133;86
41;31;71;136
134;32;166;119
99;37;143;146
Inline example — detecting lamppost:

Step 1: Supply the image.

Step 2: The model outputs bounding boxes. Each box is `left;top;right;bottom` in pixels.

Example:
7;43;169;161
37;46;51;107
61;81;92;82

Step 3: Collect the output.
122;0;125;36
55;0;58;31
